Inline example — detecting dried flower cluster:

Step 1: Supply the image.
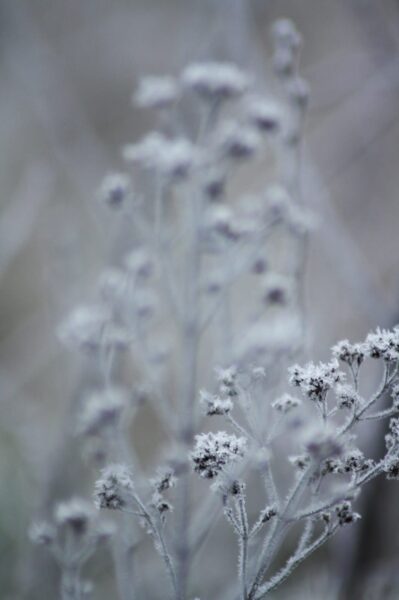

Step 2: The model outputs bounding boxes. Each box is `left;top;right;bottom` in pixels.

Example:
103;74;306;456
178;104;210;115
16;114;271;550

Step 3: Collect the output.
29;17;399;600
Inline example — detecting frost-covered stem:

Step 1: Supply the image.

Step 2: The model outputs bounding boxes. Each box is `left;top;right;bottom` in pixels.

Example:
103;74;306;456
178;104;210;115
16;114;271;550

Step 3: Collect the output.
338;362;395;436
254;522;339;599
175;184;203;600
61;565;81;600
248;466;312;599
259;458;279;509
237;494;249;600
129;493;178;597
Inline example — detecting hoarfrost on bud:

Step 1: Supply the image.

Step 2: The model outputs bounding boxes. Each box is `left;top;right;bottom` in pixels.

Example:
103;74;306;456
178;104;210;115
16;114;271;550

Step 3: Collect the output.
77;387;128;437
124;132;196;181
94;464;134;510
246;96;282;134
191;431;247;479
134;75;179;109
335;501;361;526
289;360;344;402
182;62;250;102
272;393;301;414
59;304;129;354
216;120;261;161
332;340;366;366
365;327;399;361
29;521;56;546
200;390;233;416
55;498;95;535
261;272;292;306
98;172;131;209
150;467;177;493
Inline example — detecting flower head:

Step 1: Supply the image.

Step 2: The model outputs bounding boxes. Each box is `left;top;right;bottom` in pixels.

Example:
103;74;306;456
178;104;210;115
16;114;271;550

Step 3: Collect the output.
94;464;134;510
191;431;246;479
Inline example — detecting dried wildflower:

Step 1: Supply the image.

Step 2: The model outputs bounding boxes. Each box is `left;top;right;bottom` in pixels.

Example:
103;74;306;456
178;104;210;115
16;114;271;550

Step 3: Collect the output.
59;304;129;354
342;449;366;474
182;62;249;102
98;172;131;209
321;458;342;476
200;390;233;416
335;501;361;526
191;431;246;479
217;120;260;161
124;247;154;280
271;19;302;52
150;468;177;493
29;521;56;546
261;272;292;306
134;76;179;109
289;360;344;402
289;453;310;470
55;498;94;535
365;327;399;361
77;387;128;437
287;76;310;110
272;393;301;413
124;132;196;180
151;491;172;515
260;505;278;523
94;464;134;510
384;456;399;480
336;384;360;410
332;340;366;366
246;97;282;134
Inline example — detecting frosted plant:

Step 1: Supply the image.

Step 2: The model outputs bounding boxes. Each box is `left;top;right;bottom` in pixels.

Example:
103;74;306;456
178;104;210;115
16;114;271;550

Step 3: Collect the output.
30;498;114;600
29;17;399;600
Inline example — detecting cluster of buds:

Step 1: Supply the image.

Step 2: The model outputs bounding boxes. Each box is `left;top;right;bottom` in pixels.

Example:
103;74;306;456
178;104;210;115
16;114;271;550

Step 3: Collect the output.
191;431;246;479
289;360;344;402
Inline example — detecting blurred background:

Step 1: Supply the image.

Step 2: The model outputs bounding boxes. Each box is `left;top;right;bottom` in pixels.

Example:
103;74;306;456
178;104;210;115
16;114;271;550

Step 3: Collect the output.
1;0;399;598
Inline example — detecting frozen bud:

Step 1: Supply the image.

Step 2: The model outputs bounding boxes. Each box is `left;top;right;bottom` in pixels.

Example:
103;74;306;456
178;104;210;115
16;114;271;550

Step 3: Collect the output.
203;205;241;243
335;501;361;526
288;360;344;402
289;453;310;470
134;76;179;109
202;167;226;200
332;340;366;367
58;304;129;354
321;512;331;524
261;272;292;306
182;62;250;102
124;248;153;280
365;327;399;361
98;269;127;306
336;384;360;410
384;456;399;480
134;290;157;320
29;521;56;546
342;449;366;473
304;426;344;463
150;468;177;493
271;19;302;52
191;431;247;479
321;458;342;476
200;390;233;416
260;505;278;523
124;133;196;181
55;498;94;535
151;491;172;515
217;120;261;161
287;76;310;111
246;97;282;134
272;393;301;414
98;173;131;209
215;366;238;389
94;464;134;510
77;387;128;437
